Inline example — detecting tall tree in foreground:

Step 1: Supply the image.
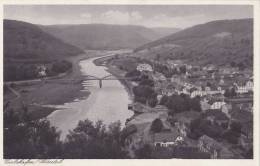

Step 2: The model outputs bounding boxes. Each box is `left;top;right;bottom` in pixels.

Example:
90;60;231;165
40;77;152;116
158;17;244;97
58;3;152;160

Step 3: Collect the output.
4;108;62;159
150;118;163;133
4;105;129;159
62;120;129;159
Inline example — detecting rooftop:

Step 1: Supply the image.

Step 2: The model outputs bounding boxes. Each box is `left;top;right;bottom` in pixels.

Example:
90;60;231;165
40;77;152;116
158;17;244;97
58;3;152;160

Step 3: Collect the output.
153;105;169;112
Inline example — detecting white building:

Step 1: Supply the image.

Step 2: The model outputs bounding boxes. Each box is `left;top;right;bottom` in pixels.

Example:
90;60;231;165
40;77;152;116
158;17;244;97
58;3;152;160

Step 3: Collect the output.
191;90;207;98
245;80;253;91
37;65;47;77
154;133;184;147
190;89;224;98
137;63;153;72
234;80;253;94
210;101;226;110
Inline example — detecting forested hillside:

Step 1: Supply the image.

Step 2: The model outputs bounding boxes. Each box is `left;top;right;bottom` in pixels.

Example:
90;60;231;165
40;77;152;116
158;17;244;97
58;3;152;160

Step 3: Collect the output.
4;20;83;81
134;19;253;68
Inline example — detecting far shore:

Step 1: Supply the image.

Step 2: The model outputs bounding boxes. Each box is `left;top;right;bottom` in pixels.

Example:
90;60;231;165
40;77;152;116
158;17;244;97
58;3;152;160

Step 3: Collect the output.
4;50;132;121
4;53;91;120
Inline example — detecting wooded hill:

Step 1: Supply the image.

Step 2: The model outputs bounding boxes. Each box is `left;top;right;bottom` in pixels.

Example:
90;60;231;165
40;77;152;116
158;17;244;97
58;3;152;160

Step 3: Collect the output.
134;19;253;68
4;19;83;61
4;20;83;81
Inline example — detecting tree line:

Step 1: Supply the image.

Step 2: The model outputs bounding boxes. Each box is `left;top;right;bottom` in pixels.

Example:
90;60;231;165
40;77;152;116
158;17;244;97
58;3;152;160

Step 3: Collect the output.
4;106;129;159
4;60;72;81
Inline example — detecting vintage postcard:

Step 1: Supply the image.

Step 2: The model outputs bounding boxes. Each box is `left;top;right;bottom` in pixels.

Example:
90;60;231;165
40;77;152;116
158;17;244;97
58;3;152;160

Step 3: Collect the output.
0;0;259;166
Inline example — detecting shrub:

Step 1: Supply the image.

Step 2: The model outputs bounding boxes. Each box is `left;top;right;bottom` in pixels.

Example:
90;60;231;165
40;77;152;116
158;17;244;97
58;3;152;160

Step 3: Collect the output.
148;98;158;108
150;118;163;133
160;95;169;105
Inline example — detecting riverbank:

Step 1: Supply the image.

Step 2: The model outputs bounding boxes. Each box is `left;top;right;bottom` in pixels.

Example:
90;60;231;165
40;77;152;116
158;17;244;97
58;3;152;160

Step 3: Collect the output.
93;55;139;127
47;52;134;139
4;53;91;120
4;50;134;124
93;57;134;100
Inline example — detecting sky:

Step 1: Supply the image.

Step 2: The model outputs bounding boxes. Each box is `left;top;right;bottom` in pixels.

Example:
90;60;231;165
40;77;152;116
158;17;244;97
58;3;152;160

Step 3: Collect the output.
4;5;253;28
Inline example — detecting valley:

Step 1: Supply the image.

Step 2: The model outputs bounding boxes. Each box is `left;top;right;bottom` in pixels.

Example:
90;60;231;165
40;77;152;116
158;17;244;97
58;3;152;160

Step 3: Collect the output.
3;16;254;159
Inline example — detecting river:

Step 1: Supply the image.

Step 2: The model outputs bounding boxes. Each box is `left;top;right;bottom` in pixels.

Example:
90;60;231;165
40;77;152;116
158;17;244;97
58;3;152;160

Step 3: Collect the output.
47;53;134;140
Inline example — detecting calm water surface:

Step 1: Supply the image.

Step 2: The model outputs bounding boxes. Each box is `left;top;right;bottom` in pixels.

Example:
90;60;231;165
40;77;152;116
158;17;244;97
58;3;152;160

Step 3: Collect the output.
47;54;133;139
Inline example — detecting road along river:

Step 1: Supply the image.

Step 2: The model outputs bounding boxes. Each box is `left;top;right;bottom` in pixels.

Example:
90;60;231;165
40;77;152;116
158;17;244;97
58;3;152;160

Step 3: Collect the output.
47;54;134;140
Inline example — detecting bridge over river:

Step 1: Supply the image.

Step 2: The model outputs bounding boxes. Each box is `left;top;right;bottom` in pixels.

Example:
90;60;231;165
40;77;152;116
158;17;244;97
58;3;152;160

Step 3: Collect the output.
47;54;135;139
52;74;136;88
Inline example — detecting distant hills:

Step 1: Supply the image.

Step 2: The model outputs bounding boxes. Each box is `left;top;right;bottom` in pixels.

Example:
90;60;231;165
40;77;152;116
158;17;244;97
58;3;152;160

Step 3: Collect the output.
151;27;180;37
4;20;83;61
4;18;253;79
40;24;180;50
3;19;180;81
134;19;253;68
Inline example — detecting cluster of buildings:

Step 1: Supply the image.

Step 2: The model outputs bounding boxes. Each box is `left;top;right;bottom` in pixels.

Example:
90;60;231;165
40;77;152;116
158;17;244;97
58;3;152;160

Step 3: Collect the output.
139;60;253;112
123;58;253;159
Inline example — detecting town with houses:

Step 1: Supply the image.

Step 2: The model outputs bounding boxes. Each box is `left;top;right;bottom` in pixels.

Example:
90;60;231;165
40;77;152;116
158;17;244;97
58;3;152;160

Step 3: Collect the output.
3;4;256;161
106;54;254;159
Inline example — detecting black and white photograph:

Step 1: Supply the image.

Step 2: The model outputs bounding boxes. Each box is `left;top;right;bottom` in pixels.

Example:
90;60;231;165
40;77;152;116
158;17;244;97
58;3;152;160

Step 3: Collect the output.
1;0;259;163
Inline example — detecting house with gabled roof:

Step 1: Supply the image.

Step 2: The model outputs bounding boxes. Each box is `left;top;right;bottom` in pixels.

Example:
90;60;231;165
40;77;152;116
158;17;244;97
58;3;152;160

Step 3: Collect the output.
153;130;184;147
233;77;253;94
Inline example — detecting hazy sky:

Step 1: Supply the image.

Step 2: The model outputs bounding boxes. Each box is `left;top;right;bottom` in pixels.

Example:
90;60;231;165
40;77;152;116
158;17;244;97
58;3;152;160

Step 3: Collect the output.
4;5;253;28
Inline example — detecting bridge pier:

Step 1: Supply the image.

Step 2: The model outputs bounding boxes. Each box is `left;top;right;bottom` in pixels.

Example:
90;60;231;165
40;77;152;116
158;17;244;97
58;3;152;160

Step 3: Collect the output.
99;79;102;88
